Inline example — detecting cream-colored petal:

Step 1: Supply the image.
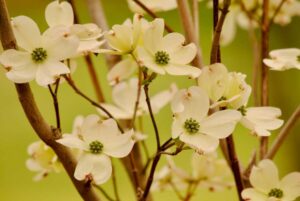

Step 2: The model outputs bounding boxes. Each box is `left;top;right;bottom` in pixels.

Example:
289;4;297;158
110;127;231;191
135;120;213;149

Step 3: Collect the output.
0;49;31;68
164;64;201;78
241;188;268;201
97;104;132;120
161;33;185;53
169;43;197;65
45;0;74;27
249;159;280;194
150;83;177;113
136;46;165;74
56;134;88;151
144;18;164;54
11;16;42;51
6;63;36;83
103;129;134;158
280;172;300;201
200;110;241;139
179;133;219;153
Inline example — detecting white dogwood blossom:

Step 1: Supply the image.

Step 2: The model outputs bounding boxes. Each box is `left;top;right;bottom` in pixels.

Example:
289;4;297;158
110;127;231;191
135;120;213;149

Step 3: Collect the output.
240;106;284;136
26;141;62;181
103;14;146;55
57;115;134;184
98;78;177;119
45;0;104;55
192;152;233;191
242;159;300;201
0;16;79;86
263;48;300;71
198;63;251;109
137;19;201;78
171;86;241;153
127;0;177;14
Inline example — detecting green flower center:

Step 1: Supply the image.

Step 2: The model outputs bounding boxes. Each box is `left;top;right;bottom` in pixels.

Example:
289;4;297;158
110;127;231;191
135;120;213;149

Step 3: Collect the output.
238;106;247;116
268;188;283;198
154;51;170;66
184;118;200;134
31;47;47;63
89;140;103;154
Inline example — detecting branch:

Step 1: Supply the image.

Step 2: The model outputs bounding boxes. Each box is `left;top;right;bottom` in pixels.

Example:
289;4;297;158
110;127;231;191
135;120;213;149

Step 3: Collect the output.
210;0;231;64
0;1;101;200
265;105;300;159
48;80;61;130
259;0;270;159
177;0;203;68
85;0;120;69
132;0;174;33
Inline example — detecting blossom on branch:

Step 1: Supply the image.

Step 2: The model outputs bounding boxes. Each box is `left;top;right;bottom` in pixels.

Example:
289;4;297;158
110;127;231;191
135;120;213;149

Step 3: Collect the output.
127;0;177;14
242;159;300;201
57;115;134;184
0;16;79;86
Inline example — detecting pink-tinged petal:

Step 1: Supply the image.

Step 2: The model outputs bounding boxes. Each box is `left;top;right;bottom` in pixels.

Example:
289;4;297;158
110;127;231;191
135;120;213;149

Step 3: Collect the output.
249;159;280;194
136;46;165;74
6;63;36;83
164;64;201;78
103;129;135;158
0;49;31;68
179;133;219;153
56;134;88;150
200;110;241;139
97;104;131;120
11;16;42;51
35;61;70;86
43;34;79;61
280;172;300;201
241;188;268;201
169;43;197;65
144;18;164;54
74;154;112;185
45;0;74;27
161;33;185;53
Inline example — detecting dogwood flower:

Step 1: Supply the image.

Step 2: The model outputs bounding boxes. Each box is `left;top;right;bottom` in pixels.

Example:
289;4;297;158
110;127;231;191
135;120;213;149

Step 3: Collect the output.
98;78;177;119
171;86;241;153
57;115;134;184
45;0;104;55
198;63;251;109
137;19;201;78
103;14;145;55
26;141;62;181
242;159;300;201
192;152;233;191
0;16;79;86
127;0;177;14
263;48;300;71
107;57;138;85
240;106;284;136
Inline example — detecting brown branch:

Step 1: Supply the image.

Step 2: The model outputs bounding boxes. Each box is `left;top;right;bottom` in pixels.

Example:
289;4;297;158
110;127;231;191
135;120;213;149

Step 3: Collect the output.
68;0;105;103
265;105;300;159
177;0;203;68
226;135;244;201
210;0;231;64
132;67;143;126
132;0;174;33
85;0;120;69
48;80;61;130
0;0;101;200
260;0;270;159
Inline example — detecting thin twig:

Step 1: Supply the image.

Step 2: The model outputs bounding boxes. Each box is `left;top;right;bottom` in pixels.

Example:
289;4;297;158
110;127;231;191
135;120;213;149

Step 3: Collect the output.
260;0;270;159
210;0;231;64
129;151;142;196
132;67;143;126
111;162;120;201
47;80;61;130
265;105;300;159
177;0;203;68
0;1;101;200
68;0;105;102
132;0;174;33
226;135;244;201
94;185;116;201
63;75;124;133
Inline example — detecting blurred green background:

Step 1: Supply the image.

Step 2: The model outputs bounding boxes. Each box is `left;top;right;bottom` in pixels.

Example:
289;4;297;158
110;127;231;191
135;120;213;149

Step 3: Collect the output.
0;0;299;200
